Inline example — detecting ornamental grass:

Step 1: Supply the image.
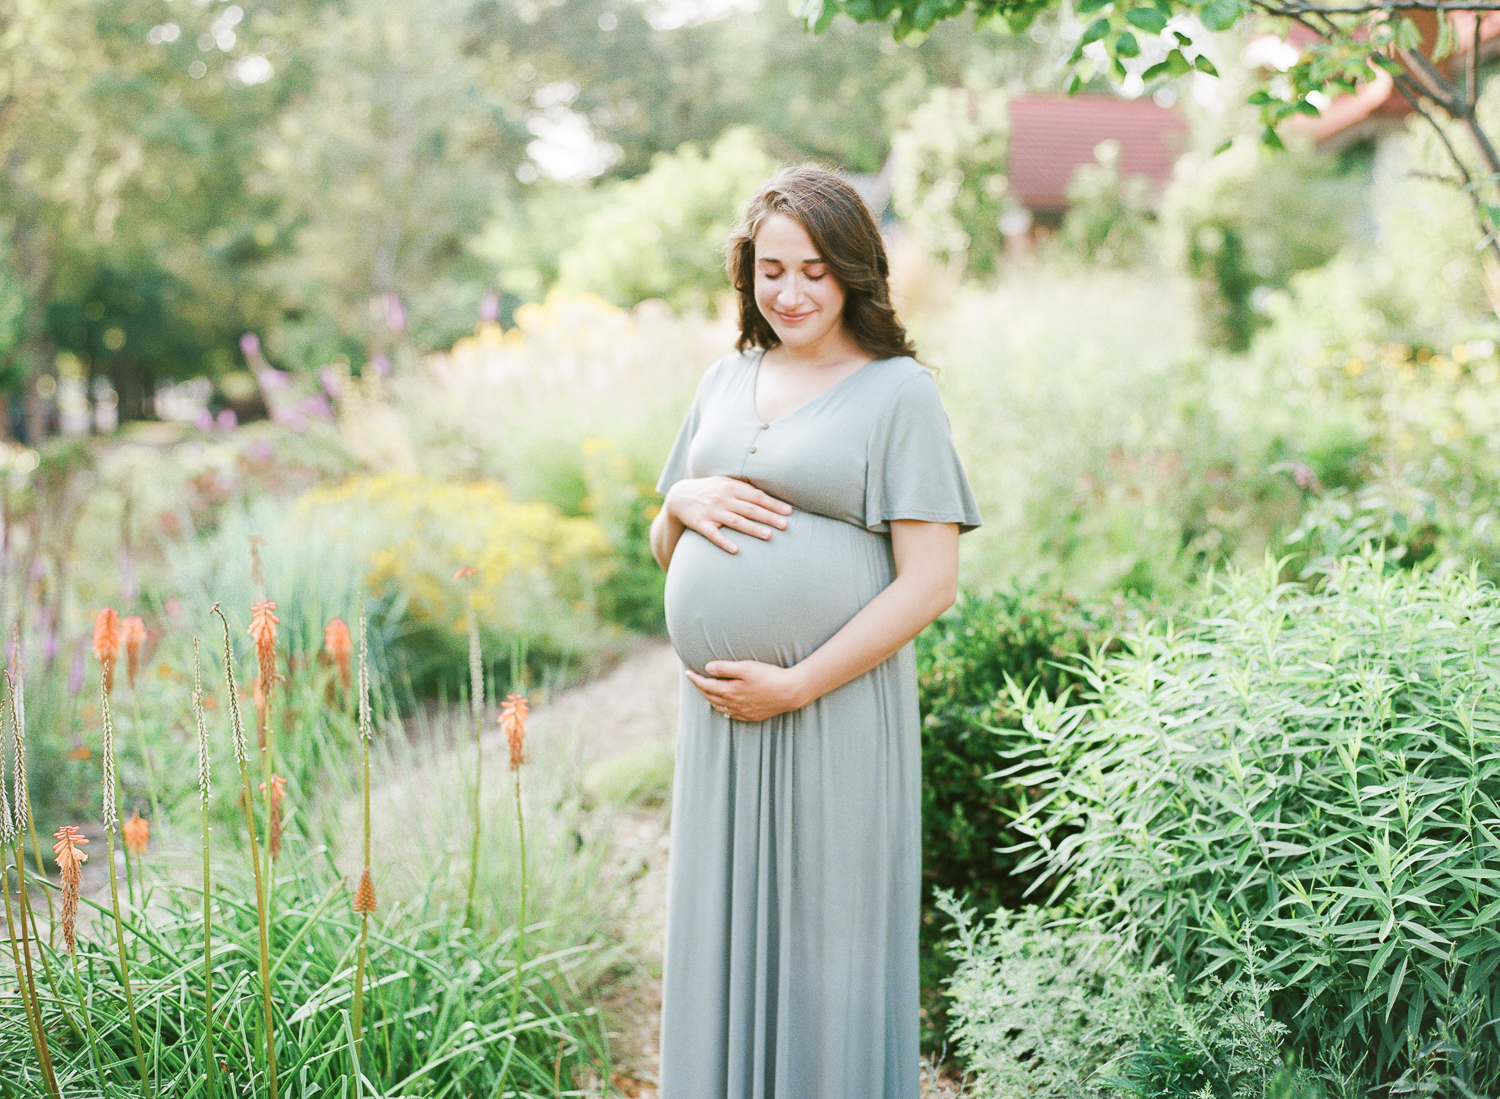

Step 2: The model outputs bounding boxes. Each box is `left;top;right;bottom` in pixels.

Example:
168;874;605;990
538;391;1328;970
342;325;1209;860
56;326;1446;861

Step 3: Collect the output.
0;595;612;1096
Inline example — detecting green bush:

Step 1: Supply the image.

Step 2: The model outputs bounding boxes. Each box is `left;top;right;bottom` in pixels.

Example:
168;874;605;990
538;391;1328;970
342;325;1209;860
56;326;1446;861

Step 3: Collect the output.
915;586;1127;1047
554;128;777;313
1010;554;1500;1094
940;896;1315;1099
918;587;1126;916
890;84;1010;273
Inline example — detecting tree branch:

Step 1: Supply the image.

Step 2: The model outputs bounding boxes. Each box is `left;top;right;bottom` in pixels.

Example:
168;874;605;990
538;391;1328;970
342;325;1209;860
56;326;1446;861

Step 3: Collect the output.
1256;0;1499;13
1387;69;1500;264
1467;10;1480;112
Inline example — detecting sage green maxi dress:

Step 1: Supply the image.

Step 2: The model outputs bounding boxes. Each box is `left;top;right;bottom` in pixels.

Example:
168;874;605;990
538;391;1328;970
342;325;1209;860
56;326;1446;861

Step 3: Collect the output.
656;350;981;1099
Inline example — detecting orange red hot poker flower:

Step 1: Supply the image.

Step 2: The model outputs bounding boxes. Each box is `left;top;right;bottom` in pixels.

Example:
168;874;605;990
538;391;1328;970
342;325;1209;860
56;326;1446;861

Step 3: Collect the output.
259;774;287;861
93;607;121;694
120;615;146;691
324;618;352;689
500;693;529;771
249;600;279;689
122;812;149;858
52;826;88;955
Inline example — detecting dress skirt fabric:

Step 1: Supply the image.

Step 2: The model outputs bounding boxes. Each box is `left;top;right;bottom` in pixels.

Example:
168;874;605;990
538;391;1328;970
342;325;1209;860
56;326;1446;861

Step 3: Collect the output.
656;352;981;1099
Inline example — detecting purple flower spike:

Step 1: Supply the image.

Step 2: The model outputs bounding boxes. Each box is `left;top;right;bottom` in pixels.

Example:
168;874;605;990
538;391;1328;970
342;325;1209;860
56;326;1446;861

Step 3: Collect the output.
240;332;262;358
480;289;500;323
386;293;407;333
370;354;392;378
217;409;238;431
258;367;291;391
195;408;214;431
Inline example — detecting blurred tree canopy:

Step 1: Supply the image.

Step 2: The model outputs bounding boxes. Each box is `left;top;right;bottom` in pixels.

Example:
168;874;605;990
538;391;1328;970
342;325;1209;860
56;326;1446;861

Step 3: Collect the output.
802;0;1500;279
0;0;1071;432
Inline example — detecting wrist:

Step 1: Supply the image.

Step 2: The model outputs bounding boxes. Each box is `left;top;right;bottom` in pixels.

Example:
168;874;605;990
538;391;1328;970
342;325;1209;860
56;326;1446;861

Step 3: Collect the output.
785;662;819;710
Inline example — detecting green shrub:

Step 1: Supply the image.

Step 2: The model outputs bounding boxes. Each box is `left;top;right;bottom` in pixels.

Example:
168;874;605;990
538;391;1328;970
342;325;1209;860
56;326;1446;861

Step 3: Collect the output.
918;587;1125;916
1010;554;1500;1094
940;896;1314;1099
890;84;1010;274
915;586;1127;1047
554;128;777;313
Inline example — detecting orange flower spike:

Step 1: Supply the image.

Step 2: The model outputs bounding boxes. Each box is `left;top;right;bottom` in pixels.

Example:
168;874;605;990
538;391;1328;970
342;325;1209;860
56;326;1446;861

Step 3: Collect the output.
249;599;280;689
500;693;529;771
122;811;149;857
259;774;287;860
453;566;478;581
324;618;352;689
93;607;121;694
52;827;88;956
120;616;146;690
352;866;377;914
52;826;89;873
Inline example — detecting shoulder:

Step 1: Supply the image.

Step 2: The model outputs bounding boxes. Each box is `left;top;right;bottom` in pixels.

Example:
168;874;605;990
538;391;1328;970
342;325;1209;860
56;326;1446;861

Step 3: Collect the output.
695;348;758;396
866;356;942;410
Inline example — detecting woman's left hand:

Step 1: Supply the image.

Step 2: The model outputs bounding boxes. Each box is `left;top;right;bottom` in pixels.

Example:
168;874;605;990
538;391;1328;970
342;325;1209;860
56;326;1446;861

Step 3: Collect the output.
685;660;807;723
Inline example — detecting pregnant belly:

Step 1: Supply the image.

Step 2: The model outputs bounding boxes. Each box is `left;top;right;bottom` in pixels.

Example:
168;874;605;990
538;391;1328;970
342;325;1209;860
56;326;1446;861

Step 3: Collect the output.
664;509;892;675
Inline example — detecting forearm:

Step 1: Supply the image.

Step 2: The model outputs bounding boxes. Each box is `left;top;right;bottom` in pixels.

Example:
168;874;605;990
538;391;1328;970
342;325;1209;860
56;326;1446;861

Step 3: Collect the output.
784;566;955;709
649;504;686;571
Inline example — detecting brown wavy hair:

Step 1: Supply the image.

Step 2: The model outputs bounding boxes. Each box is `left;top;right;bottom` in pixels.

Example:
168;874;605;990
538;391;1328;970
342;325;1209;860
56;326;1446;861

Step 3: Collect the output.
726;166;916;360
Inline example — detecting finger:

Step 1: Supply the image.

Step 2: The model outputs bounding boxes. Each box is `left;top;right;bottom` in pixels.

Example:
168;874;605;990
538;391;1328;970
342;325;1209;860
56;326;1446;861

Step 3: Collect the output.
718;513;776;541
738;486;792;515
722;499;789;531
701;661;747;679
692;520;739;554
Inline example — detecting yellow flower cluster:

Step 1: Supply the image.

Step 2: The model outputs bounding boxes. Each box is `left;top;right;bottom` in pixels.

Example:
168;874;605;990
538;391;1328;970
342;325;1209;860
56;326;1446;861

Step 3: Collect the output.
297;474;613;635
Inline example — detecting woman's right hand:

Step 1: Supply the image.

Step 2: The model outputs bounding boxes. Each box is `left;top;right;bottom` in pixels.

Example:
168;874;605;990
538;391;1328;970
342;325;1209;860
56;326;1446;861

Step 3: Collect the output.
664;476;792;554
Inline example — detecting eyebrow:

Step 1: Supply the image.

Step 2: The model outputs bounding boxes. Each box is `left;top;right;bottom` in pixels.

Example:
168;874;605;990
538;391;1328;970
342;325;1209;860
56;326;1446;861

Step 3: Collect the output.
756;254;826;266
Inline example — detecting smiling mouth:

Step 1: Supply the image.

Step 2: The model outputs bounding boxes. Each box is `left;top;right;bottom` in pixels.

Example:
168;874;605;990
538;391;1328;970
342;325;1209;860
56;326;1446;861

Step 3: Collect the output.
776;311;812;323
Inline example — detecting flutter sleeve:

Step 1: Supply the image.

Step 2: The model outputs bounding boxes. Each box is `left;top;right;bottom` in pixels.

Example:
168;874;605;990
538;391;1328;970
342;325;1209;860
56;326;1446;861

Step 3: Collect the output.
864;367;982;534
655;357;721;496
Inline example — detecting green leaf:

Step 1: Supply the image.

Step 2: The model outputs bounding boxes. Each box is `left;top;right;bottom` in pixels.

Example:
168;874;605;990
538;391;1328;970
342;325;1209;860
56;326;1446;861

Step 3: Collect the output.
1115;30;1140;56
1213;137;1234;155
1166;47;1191;75
1247;90;1274;105
1125;7;1168;33
1293;98;1321;116
1193;53;1219;76
1199;0;1245;31
1261;125;1286;150
1077;0;1112;14
1142;59;1172;81
1485;205;1500;229
1067;71;1086;95
1082;16;1112;44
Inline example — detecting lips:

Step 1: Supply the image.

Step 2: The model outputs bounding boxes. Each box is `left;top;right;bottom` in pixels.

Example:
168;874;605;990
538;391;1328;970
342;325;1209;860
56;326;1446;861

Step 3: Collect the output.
775;311;812;324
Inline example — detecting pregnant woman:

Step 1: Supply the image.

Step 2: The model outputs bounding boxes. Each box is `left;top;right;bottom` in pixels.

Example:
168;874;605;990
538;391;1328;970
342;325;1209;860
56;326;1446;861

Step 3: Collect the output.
650;166;981;1099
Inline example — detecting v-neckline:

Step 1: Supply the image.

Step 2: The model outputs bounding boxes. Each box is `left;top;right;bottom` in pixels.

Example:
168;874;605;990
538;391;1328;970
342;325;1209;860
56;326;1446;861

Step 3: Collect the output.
749;347;880;427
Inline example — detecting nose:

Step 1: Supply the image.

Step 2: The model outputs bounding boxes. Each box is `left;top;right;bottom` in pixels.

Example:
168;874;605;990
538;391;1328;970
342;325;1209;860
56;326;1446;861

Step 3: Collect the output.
775;275;809;307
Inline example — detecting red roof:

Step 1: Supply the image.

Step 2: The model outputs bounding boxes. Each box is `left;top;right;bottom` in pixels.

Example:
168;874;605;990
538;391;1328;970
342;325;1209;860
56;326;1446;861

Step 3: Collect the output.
1008;95;1188;214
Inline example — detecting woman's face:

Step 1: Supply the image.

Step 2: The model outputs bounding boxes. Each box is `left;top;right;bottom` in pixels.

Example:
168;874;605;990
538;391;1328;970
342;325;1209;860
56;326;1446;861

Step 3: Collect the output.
752;213;847;354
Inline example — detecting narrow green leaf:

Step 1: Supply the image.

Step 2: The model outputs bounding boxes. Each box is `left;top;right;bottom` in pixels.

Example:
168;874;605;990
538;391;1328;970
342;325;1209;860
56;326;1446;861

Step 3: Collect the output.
1193;53;1219;76
1200;0;1245;31
1115;30;1140;57
1125;6;1168;33
1261;125;1286;150
1082;16;1112;44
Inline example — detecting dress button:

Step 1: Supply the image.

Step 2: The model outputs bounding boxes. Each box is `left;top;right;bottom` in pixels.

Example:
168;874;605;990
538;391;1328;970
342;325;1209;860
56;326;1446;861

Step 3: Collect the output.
761;423;769;430
748;446;757;454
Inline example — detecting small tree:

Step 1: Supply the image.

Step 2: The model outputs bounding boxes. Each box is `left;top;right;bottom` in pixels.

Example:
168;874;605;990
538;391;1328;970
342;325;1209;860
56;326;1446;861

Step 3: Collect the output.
803;0;1500;271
